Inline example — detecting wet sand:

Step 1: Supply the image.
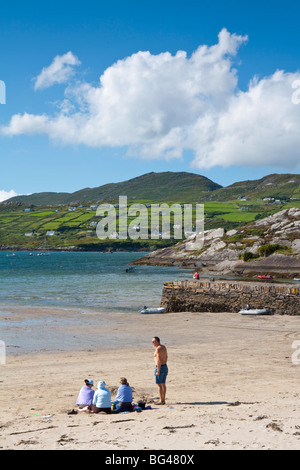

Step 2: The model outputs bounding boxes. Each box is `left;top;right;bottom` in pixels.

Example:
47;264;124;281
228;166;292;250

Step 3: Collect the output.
1;309;300;450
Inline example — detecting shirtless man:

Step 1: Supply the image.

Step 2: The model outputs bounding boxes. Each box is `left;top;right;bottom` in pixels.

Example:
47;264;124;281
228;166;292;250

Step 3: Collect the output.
152;336;168;405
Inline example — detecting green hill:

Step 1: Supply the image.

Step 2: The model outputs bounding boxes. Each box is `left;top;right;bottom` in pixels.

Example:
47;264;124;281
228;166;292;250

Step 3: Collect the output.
3;172;222;206
3;171;300;207
209;173;300;201
0;171;300;252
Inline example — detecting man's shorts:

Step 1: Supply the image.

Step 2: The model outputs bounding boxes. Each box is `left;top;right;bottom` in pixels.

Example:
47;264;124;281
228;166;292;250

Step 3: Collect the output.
155;364;168;384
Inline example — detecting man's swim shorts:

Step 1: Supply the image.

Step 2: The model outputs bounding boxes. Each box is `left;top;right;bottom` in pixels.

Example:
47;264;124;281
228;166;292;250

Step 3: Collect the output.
155;364;168;384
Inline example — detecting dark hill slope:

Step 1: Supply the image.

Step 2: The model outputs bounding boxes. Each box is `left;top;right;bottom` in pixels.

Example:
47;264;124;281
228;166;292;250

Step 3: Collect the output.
3;172;222;205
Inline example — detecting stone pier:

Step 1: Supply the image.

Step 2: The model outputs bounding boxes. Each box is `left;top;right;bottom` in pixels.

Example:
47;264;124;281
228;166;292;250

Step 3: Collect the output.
160;280;300;315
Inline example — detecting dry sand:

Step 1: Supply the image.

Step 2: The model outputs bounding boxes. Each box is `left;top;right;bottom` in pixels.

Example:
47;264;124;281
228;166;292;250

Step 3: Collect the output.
1;309;300;450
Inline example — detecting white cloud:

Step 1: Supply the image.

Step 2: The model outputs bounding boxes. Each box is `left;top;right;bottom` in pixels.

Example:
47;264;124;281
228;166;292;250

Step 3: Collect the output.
0;190;18;202
34;51;81;90
3;29;300;171
189;70;300;170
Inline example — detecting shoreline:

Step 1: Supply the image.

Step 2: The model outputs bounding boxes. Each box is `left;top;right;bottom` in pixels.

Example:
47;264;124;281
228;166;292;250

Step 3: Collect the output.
0;247;153;253
1;309;300;449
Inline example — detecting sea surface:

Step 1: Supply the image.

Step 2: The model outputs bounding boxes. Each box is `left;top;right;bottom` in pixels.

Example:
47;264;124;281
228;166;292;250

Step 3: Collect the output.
0;251;191;353
0;251;190;313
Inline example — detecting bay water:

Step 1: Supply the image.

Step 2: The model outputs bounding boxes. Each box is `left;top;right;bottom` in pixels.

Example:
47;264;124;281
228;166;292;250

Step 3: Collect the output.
0;251;190;353
0;251;189;312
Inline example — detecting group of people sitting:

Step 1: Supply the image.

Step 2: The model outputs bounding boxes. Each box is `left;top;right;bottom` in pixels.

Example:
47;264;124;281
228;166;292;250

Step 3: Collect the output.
76;377;134;414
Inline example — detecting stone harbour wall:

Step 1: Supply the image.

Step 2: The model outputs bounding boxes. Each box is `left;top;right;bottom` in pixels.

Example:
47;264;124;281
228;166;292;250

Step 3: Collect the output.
160;280;300;315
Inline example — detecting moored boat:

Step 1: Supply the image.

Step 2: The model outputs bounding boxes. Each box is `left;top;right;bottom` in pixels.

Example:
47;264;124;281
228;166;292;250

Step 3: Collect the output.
257;275;273;280
139;306;166;314
239;306;271;315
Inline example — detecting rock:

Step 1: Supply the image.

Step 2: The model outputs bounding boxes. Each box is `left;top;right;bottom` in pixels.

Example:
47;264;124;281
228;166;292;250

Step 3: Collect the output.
204;228;225;241
292;239;300;253
133;208;300;275
226;229;239;237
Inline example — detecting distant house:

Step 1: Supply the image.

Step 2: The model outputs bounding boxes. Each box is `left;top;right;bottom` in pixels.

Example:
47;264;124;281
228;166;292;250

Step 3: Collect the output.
90;205;98;211
25;232;34;237
46;230;56;236
24;208;31;212
109;231;119;239
68;207;76;211
86;230;96;237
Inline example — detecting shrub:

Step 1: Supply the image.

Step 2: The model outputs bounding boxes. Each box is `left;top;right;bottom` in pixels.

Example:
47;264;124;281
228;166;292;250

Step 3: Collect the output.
257;243;288;257
239;251;259;262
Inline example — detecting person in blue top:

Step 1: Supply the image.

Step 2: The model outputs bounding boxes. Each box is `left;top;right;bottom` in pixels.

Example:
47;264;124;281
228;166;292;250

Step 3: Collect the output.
113;377;133;413
80;380;112;414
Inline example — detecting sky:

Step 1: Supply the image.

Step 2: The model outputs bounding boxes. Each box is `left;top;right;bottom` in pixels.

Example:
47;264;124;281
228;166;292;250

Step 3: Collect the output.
1;0;300;201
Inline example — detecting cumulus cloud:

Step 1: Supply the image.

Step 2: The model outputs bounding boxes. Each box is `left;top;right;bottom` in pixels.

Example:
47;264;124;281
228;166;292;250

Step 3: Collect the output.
34;51;81;90
0;190;18;202
2;29;300;171
190;70;300;170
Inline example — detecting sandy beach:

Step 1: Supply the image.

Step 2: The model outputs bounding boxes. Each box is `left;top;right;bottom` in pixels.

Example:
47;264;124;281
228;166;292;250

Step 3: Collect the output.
1;308;300;450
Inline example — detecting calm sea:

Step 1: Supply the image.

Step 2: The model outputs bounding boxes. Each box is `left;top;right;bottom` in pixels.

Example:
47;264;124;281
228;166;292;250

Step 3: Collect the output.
0;251;193;353
0;251;190;313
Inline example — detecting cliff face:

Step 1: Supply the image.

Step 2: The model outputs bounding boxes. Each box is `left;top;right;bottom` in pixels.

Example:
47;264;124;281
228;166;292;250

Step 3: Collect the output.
134;207;300;277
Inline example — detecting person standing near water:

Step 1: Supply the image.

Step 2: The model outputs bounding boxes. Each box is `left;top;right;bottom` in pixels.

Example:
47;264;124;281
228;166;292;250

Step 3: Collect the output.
152;336;168;405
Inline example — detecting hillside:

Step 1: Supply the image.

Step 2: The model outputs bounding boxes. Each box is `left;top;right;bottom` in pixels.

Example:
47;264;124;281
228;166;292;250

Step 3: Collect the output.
0;171;300;252
3;172;222;206
2;171;300;207
208;173;300;201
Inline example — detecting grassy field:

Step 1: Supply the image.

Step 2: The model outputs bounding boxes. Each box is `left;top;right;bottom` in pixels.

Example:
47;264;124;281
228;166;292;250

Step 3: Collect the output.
0;198;299;251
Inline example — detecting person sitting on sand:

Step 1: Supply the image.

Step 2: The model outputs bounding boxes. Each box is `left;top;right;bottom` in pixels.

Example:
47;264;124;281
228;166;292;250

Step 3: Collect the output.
80;380;112;414
76;379;95;408
112;377;133;413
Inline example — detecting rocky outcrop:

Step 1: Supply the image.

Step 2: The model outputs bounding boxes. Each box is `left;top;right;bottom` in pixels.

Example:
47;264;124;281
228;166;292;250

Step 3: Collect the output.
133;208;300;277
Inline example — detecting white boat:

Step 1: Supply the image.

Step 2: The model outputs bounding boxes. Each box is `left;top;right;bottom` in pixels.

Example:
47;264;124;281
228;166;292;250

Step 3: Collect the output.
139;306;166;314
239;306;271;315
294;278;300;281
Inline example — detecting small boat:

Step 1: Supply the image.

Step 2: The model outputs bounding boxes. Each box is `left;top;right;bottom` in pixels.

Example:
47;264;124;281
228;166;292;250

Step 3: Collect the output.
257;275;273;280
239;305;271;315
139;306;166;314
125;267;135;273
294;278;300;281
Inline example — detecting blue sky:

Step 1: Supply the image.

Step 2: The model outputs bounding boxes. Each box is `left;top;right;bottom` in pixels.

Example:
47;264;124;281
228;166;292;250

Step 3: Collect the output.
1;0;300;200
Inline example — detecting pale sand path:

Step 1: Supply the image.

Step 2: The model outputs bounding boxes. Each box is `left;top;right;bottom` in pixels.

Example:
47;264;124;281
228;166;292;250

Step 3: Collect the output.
1;309;300;450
